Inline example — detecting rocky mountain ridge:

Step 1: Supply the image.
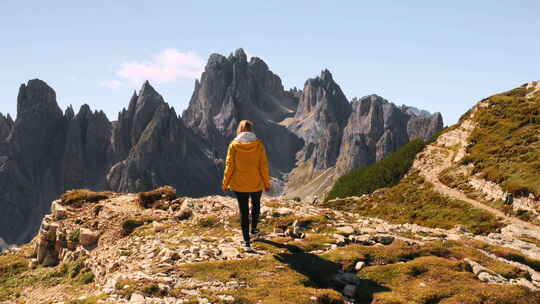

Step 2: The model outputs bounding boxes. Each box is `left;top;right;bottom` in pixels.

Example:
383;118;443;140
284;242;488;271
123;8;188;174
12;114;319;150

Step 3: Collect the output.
0;49;442;244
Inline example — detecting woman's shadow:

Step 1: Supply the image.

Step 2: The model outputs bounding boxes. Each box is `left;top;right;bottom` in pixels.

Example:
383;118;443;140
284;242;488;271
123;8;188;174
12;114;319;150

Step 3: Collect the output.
257;239;389;303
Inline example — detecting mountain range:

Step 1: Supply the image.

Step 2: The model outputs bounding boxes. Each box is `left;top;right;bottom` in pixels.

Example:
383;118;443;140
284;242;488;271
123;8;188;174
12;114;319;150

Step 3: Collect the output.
0;48;442;244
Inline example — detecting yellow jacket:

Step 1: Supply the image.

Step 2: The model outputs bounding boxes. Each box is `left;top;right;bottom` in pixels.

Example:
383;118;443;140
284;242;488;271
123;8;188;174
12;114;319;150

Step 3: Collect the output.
222;136;270;193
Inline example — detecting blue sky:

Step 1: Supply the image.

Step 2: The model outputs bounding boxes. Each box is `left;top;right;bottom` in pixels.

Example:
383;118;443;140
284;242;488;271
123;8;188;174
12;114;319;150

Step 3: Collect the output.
1;1;539;125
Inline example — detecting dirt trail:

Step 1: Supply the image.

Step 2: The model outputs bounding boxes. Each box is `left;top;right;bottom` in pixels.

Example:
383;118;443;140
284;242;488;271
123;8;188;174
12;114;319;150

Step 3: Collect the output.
415;106;540;236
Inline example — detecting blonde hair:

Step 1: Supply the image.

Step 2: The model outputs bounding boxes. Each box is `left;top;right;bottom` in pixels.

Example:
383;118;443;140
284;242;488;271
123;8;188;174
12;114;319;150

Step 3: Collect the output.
236;120;254;135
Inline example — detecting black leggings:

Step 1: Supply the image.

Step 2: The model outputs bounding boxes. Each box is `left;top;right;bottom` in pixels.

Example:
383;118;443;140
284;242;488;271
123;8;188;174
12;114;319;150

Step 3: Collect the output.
234;191;262;244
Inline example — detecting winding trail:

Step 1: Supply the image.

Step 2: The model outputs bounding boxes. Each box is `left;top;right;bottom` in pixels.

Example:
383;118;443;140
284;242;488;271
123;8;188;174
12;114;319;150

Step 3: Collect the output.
414;105;540;236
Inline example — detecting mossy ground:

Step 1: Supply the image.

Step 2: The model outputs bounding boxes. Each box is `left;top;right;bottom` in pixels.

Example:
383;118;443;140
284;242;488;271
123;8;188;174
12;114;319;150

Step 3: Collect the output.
465;86;540;197
176;239;538;304
324;172;503;235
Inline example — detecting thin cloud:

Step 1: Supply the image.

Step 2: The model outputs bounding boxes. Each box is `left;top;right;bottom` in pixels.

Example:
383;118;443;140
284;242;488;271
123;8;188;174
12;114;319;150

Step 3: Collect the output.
116;49;204;85
100;80;123;89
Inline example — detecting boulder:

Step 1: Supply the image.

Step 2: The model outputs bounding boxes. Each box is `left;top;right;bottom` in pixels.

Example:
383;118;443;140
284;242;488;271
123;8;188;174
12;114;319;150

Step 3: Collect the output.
175;206;193;221
343;284;357;297
51;200;67;220
129;293;146;304
373;235;395;245
42;251;58;267
79;228;99;247
337;226;355;236
153;221;167;232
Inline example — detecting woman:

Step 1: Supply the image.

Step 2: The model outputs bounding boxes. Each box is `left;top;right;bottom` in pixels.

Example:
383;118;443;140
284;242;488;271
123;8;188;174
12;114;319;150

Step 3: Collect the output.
222;120;270;252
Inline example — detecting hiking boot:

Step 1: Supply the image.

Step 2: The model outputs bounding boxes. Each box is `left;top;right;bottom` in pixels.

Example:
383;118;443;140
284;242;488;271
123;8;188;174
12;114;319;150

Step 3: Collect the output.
250;229;261;240
241;241;254;253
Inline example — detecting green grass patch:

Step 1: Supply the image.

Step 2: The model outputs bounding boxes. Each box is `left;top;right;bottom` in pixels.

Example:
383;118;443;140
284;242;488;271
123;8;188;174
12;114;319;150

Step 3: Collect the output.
326;139;426;201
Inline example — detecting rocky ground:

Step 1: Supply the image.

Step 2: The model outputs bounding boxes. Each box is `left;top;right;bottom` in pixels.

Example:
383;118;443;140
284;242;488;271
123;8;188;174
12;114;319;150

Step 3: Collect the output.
2;187;540;304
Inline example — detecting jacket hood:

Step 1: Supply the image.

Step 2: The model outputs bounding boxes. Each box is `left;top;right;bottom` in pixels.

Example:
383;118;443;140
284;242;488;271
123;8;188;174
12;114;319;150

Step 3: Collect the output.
232;132;261;152
234;132;258;143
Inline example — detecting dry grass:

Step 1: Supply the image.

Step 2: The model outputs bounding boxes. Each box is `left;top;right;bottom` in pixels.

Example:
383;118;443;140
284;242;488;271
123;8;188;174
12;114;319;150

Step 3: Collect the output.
465;86;540;197
137;186;177;209
60;189;112;207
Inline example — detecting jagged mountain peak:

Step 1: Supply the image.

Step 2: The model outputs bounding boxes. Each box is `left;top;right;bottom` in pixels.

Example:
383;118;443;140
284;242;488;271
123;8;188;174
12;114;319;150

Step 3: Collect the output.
16;79;62;120
320;68;333;82
296;69;351;123
228;48;248;63
138;81;162;101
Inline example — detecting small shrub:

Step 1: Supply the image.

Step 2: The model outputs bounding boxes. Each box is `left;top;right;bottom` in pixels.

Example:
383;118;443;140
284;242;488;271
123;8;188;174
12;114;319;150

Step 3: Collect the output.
142;283;168;297
76;271;95;284
93;205;104;216
407;264;428;276
197;215;219;228
68;229;80;243
138;186;177;208
292;197;301;202
516;209;533;221
60;189;111;207
121;218;144;235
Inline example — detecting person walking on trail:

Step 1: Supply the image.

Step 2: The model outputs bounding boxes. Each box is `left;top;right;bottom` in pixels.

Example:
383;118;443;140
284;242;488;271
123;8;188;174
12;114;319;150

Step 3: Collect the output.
222;120;271;252
503;192;514;216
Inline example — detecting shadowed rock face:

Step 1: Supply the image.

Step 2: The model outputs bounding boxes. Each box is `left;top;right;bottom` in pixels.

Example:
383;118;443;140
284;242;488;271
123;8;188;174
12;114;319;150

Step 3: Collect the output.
62;104;112;190
0;113;14;154
0;113;13;142
0;80;68;244
107;82;221;196
0;49;443;244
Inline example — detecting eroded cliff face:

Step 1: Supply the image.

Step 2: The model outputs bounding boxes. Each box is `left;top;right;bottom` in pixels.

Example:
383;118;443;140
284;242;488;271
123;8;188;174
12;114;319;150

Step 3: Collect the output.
0;49;443;244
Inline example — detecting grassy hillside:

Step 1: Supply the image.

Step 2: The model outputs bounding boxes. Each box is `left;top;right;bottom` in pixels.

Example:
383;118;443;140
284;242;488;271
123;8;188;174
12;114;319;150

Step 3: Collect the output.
464;86;540;197
325;139;426;201
325;172;503;235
